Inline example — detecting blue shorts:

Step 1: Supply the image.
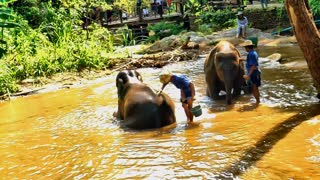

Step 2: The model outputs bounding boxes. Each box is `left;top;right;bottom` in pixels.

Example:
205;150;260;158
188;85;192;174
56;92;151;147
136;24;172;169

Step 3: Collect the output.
250;69;261;87
180;87;192;104
183;87;192;99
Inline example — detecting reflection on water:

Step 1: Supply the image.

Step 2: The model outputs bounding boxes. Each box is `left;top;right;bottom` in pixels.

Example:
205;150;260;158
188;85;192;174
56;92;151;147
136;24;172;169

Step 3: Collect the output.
0;45;319;179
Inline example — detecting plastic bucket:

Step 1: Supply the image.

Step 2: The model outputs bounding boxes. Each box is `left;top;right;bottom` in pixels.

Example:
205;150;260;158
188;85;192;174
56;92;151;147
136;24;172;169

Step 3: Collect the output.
190;105;202;117
247;36;258;47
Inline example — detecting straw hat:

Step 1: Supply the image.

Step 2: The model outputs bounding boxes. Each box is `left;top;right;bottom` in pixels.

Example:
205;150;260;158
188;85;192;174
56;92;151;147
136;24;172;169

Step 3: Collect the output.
159;69;172;84
237;11;243;16
240;40;254;47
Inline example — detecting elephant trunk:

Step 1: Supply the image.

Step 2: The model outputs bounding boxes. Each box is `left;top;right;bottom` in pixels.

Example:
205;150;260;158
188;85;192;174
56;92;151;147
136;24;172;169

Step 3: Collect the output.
224;69;234;105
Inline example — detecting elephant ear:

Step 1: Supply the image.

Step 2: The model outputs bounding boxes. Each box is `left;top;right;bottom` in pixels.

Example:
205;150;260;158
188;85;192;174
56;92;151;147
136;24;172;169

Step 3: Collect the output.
117;78;124;98
134;70;143;82
116;71;130;99
234;47;245;69
204;46;217;72
235;48;241;59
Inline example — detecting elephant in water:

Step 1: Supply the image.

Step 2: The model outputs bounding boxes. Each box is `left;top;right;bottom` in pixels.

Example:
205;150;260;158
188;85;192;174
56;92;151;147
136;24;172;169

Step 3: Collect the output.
204;40;245;104
114;70;176;129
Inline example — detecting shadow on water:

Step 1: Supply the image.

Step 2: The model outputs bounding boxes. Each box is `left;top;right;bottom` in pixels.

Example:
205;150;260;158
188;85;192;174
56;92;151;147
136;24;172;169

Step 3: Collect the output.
236;103;260;112
217;104;320;179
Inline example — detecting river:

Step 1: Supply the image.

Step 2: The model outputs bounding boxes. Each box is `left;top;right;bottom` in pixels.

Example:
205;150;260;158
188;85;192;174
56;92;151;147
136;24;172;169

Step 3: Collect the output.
0;45;319;179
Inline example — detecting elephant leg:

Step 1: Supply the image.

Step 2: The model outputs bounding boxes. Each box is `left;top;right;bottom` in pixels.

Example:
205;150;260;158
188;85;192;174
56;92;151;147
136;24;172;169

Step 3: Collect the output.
212;86;221;100
206;75;221;100
233;87;241;97
233;69;245;97
207;81;221;99
116;100;124;119
233;80;242;97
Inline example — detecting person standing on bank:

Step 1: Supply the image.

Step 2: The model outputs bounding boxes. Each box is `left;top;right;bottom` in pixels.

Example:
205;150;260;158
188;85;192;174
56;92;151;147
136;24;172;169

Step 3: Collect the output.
240;40;261;104
157;2;164;18
159;70;196;122
260;0;268;9
236;11;248;39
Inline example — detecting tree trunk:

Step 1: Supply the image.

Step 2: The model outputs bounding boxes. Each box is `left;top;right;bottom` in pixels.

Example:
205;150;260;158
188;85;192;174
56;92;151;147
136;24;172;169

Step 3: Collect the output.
284;0;320;99
120;10;123;24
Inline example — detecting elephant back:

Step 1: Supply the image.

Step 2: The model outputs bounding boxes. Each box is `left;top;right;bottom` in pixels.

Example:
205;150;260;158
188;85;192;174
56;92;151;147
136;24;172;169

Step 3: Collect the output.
123;85;176;129
115;70;176;129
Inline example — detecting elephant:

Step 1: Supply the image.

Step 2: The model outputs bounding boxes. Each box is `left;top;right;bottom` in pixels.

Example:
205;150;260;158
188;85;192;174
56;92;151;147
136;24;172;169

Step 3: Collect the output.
114;69;176;129
204;40;245;104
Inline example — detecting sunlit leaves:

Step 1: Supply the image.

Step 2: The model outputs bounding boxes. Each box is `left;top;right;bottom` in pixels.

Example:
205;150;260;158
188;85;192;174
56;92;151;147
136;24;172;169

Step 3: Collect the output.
309;0;320;16
114;0;149;14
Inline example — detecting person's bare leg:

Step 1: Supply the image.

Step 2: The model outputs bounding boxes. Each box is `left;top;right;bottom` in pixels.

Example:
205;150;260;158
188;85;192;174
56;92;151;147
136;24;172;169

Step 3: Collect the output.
187;99;194;122
252;85;260;104
182;103;191;122
236;27;241;38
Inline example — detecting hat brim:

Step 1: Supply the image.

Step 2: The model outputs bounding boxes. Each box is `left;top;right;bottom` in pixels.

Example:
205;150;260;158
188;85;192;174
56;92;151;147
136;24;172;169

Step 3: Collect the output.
240;43;254;47
160;75;171;84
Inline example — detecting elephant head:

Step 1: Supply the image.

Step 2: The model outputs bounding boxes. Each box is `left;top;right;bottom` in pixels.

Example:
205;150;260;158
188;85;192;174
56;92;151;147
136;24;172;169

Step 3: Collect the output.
115;69;176;129
204;40;245;104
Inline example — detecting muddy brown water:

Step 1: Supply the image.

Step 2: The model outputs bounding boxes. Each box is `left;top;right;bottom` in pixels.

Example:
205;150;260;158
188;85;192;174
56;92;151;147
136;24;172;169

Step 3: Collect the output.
0;45;319;179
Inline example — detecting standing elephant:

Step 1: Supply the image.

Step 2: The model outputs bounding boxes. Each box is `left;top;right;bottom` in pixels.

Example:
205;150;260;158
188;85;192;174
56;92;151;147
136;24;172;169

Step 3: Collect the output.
114;70;176;129
204;40;245;104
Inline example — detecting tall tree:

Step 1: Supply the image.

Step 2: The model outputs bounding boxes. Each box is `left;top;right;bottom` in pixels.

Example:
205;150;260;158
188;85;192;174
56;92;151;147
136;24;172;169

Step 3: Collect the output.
284;0;320;99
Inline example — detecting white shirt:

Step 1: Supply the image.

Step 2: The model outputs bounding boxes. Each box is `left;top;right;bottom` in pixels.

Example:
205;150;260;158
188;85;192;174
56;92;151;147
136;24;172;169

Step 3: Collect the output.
237;16;248;27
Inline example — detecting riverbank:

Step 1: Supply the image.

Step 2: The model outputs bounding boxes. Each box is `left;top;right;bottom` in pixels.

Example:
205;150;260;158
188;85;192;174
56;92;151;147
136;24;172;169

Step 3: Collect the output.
0;28;298;101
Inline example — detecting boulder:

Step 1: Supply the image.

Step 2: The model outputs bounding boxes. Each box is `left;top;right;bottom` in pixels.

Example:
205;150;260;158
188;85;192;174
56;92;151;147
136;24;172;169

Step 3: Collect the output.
266;53;282;62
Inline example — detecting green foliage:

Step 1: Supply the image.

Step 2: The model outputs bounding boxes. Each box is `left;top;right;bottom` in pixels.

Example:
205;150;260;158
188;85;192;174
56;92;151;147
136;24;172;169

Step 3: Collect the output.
0;5;24;59
198;9;236;31
0;62;20;95
10;0;47;28
277;0;320;17
185;0;201;15
310;0;320;17
112;27;135;46
197;24;213;35
114;0;150;14
147;21;183;42
4;25;115;79
40;6;76;44
0;0;125;96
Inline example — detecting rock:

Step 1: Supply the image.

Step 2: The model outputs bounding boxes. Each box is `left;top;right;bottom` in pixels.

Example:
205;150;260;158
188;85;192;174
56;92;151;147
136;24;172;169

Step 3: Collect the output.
262;36;297;46
283;61;308;68
180;36;200;49
144;35;181;53
265;53;282;62
20;78;36;84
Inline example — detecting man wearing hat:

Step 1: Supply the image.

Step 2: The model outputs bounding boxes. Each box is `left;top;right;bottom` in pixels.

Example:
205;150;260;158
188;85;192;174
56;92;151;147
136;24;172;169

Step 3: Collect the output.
159;70;196;122
236;11;248;39
240;40;261;104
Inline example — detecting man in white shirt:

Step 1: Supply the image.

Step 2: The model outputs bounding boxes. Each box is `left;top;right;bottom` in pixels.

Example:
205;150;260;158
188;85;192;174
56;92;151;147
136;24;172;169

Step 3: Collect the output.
236;11;248;39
